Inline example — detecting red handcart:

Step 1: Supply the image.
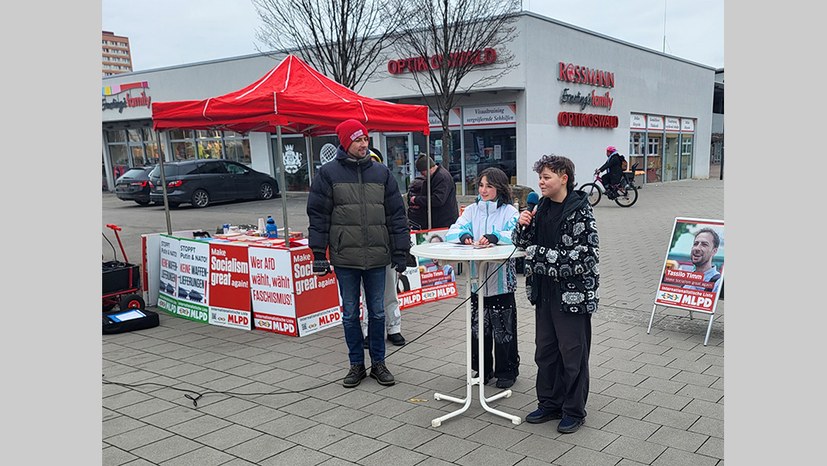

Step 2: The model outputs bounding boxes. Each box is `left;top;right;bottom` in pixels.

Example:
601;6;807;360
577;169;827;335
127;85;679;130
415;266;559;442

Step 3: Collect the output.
102;223;145;312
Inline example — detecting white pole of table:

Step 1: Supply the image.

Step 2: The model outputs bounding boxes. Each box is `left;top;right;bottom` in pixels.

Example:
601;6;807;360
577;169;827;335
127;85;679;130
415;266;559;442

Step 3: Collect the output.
411;243;524;427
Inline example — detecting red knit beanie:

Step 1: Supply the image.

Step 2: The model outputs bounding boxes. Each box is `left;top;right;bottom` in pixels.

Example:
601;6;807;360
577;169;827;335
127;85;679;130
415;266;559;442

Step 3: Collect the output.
335;119;368;150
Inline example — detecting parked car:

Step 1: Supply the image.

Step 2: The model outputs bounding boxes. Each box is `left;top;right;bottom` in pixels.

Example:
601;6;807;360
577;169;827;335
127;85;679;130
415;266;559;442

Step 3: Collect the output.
115;166;155;206
149;159;280;208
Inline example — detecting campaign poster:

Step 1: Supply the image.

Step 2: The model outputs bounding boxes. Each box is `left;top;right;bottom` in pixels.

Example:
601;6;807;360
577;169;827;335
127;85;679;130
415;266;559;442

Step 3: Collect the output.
178;238;209;306
207;242;252;330
654;217;724;314
248;246;299;336
157;235;179;316
292;248;342;336
393;228;458;309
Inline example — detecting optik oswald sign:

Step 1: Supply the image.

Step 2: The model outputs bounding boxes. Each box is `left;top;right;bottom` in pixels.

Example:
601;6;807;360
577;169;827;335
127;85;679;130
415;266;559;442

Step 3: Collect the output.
102;81;152;113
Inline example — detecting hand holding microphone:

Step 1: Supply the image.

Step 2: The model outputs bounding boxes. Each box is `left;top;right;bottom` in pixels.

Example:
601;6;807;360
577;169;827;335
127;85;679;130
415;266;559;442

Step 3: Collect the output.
519;191;540;232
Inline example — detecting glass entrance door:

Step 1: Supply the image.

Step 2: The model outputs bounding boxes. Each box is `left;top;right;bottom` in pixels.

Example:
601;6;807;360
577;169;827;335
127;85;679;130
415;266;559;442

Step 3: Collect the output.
384;134;413;193
663;133;679;182
679;134;694;180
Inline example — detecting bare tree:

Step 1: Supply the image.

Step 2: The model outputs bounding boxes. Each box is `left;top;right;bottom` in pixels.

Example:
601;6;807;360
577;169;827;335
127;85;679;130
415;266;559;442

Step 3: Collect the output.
252;0;399;92
386;0;521;174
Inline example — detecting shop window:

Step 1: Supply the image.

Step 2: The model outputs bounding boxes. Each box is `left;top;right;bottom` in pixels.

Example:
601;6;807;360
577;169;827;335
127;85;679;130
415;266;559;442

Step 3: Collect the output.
463;128;517;192
225;137;251;165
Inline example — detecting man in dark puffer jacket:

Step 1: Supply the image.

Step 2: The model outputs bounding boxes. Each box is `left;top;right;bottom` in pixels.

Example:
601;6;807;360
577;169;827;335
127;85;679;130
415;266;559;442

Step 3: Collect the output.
307;119;410;388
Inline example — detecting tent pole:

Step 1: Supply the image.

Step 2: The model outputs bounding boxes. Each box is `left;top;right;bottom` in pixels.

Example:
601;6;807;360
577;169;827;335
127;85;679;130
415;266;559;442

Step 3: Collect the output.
426;133;432;230
155;129;173;235
276;126;290;247
306;134;314;187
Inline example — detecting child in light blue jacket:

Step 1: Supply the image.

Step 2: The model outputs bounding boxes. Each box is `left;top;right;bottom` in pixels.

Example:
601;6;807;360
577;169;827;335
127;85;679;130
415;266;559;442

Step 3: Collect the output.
446;167;520;388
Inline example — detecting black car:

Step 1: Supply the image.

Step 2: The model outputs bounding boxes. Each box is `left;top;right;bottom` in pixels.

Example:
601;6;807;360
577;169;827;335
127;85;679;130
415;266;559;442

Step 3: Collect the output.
149;159;280;208
115;166;155;206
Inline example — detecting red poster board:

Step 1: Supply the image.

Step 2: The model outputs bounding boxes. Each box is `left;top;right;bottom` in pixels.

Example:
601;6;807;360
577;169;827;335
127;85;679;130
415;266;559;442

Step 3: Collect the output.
208;242;252;330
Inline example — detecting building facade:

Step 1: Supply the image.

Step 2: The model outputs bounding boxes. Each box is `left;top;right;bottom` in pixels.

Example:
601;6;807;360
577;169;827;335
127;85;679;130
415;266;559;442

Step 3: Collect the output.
102;31;133;76
102;12;716;195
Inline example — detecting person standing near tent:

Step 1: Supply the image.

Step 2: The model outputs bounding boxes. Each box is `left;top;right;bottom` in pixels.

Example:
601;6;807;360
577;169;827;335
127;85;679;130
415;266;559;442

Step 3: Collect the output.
410;154;459;229
307;119;410;388
357;147;407;348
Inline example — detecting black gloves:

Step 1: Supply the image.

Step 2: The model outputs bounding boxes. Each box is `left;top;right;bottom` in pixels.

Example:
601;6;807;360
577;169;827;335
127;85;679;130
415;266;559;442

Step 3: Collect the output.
392;253;407;273
459;233;473;244
483;234;499;245
312;251;331;275
313;259;331;275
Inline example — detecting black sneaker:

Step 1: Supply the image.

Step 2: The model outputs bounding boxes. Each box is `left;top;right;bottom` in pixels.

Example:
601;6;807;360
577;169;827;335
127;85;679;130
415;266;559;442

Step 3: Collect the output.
387;333;406;346
342;364;366;388
495;378;515;389
557;416;585;434
369;362;395;386
525;407;562;424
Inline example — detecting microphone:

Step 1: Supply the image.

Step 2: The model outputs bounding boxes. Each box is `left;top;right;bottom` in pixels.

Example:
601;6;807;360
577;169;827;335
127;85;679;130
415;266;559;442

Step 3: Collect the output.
520;191;540;233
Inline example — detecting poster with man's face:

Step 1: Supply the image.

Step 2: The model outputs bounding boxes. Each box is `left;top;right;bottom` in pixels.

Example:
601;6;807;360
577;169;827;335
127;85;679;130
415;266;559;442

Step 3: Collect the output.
655;217;724;314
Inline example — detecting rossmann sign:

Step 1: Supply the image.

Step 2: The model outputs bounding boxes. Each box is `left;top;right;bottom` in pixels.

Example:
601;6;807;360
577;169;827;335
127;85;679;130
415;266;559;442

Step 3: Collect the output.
558;62;615;88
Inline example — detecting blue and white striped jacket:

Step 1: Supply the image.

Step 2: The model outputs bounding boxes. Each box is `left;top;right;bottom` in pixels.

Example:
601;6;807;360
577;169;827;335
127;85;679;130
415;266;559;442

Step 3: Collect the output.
446;199;519;297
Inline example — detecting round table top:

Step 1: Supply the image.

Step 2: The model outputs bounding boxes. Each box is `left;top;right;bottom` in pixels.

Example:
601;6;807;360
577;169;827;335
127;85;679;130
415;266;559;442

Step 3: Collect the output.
411;242;526;261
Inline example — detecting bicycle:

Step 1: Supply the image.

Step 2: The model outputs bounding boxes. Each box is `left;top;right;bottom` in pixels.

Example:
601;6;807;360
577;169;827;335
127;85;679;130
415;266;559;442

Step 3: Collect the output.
578;163;639;207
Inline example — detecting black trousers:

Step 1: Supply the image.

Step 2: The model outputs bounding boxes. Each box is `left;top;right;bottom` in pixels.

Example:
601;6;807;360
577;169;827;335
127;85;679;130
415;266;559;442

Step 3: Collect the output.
534;295;592;420
471;292;520;380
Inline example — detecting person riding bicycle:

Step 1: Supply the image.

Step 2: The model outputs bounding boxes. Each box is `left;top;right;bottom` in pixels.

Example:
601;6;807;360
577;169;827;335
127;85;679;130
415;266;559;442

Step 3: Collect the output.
595;146;624;197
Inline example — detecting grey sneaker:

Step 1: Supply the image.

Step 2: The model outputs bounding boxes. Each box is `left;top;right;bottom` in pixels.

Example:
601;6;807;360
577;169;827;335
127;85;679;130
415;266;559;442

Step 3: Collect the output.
369;362;395;386
343;364;366;388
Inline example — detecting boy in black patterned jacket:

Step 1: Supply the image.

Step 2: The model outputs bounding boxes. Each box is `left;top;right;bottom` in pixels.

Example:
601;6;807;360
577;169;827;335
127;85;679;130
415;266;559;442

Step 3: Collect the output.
512;154;600;434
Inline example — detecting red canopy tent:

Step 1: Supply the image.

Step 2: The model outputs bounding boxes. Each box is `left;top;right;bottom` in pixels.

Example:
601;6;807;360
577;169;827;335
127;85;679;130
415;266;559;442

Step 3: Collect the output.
152;54;430;136
150;54;433;239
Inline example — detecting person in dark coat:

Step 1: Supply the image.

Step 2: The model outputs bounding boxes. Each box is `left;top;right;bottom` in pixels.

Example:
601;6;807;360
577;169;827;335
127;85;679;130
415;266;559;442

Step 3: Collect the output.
405;174;427;230
307;119;410;388
513;154;600;435
409;154;459;229
595;145;624;195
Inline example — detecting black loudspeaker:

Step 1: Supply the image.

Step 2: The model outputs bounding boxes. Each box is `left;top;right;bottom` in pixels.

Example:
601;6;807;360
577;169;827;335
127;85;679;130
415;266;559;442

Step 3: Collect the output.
103;308;160;334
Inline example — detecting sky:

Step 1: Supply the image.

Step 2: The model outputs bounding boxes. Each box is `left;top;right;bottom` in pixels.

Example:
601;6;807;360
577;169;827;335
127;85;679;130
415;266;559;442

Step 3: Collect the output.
102;0;723;72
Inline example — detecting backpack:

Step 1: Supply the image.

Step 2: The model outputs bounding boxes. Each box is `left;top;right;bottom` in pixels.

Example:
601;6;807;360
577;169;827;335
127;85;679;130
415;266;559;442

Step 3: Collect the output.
619;154;628;171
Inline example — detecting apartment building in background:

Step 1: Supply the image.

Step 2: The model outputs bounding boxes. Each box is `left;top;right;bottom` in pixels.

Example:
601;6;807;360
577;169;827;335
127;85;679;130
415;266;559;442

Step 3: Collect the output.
102;31;133;76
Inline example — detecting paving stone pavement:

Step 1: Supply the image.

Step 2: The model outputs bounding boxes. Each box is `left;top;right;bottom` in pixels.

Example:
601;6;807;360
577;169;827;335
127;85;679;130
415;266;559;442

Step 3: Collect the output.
103;178;724;465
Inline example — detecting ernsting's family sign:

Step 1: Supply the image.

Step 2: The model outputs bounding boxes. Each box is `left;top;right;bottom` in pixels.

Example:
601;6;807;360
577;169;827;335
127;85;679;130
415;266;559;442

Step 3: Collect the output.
102;81;152;113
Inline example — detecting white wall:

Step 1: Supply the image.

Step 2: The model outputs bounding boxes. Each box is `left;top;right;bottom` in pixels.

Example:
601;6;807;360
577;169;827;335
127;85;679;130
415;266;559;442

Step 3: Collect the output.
102;11;716;187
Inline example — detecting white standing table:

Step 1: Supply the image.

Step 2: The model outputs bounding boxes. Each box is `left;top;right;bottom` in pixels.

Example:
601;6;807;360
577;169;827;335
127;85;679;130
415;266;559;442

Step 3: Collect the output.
410;242;526;427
